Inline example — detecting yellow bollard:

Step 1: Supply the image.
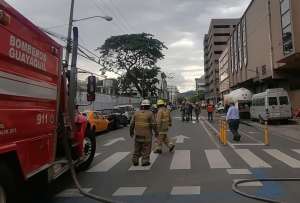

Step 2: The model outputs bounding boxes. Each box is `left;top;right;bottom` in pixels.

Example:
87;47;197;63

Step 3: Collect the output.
223;121;227;145
219;120;223;143
264;121;269;145
221;121;225;144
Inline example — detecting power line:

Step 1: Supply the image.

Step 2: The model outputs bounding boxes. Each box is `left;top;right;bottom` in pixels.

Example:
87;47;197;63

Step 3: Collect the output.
97;0;129;33
109;0;135;33
91;0;127;34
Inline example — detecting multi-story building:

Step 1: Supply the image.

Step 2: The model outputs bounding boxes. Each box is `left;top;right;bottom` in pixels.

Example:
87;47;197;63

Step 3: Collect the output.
219;46;230;98
228;0;300;110
195;76;206;92
204;19;239;103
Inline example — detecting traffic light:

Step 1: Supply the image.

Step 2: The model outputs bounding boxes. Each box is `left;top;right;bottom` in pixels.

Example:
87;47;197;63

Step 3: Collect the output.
87;75;96;101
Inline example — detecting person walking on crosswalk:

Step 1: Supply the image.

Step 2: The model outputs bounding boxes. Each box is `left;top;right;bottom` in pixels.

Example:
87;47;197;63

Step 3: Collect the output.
154;99;175;154
130;99;158;166
226;102;241;141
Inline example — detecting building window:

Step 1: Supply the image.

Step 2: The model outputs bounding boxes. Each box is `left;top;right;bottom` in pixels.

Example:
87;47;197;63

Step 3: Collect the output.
242;17;248;66
214;51;223;55
238;24;243;70
280;0;294;55
214;33;230;36
213;25;230;28
230;36;234;74
233;30;238;72
214;41;227;45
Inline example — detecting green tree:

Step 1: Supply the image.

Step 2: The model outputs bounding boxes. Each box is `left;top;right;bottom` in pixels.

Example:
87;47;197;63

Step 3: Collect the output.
98;33;167;98
189;90;205;103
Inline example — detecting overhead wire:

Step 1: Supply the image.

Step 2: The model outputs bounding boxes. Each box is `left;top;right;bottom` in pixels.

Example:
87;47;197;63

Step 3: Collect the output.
99;0;133;33
110;0;134;32
91;0;127;34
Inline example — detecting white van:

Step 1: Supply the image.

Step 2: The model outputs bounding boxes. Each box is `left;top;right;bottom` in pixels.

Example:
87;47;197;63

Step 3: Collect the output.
114;105;135;121
250;88;292;122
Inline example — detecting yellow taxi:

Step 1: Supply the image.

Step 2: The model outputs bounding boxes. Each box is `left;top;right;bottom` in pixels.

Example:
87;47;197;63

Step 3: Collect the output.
81;111;110;133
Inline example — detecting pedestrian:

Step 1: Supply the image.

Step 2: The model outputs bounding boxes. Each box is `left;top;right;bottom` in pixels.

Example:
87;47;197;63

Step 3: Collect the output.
194;102;201;121
130;99;158;166
207;103;214;121
180;101;186;121
188;102;193;121
185;102;190;121
154;99;175;154
226;102;241;141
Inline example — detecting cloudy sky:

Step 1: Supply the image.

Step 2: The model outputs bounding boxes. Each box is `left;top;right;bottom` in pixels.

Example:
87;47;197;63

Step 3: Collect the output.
7;0;251;92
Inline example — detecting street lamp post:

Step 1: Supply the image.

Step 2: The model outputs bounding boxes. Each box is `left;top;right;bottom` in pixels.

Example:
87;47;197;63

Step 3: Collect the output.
64;0;112;69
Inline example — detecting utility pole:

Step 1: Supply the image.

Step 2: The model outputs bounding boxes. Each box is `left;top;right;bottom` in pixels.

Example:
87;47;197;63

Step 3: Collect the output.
64;0;75;69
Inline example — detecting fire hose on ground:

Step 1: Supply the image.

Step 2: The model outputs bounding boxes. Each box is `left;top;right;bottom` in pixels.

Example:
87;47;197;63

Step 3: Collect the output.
232;178;300;203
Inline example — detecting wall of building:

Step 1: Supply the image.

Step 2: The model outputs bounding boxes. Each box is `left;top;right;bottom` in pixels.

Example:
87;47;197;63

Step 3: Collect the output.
77;92;141;111
229;0;285;92
291;0;300;53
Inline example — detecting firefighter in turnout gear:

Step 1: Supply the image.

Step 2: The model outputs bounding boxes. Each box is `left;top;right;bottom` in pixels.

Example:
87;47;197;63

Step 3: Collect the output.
154;99;175;154
130;99;158;166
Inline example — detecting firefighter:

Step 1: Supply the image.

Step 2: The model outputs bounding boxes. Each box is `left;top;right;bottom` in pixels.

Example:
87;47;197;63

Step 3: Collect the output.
154;99;175;154
130;99;158;166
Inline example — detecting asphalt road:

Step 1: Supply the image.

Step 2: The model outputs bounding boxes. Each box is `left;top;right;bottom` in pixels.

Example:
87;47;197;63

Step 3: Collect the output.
36;111;300;203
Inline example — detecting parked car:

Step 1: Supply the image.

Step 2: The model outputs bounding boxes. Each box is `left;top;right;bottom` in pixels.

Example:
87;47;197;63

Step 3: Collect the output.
81;111;110;133
114;105;135;121
112;108;129;126
97;109;127;130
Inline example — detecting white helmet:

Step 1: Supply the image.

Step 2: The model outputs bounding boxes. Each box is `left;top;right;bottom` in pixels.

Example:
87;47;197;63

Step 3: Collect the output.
141;99;151;106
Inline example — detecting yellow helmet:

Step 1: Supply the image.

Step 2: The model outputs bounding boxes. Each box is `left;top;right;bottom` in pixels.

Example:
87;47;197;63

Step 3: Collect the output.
157;99;165;106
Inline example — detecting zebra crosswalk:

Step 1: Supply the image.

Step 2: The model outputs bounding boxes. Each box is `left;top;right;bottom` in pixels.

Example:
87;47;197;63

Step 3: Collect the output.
87;148;300;173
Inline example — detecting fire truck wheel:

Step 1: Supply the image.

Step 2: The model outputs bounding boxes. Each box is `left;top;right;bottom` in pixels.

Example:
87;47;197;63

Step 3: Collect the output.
78;128;96;171
0;163;18;203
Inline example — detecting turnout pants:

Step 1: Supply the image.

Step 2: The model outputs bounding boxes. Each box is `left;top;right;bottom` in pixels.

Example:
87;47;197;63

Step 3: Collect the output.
132;139;152;165
154;133;174;151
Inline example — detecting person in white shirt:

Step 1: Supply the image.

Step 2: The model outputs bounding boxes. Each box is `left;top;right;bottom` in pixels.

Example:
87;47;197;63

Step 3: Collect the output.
226;102;241;141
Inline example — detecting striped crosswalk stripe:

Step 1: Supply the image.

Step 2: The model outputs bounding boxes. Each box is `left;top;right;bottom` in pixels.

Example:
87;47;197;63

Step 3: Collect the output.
56;188;92;198
129;152;159;171
264;149;300;168
87;152;130;172
205;149;231;169
235;149;271;168
113;187;147;196
170;150;191;170
171;186;201;195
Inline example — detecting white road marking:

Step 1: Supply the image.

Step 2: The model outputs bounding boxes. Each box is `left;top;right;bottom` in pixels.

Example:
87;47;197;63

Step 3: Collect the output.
94;153;102;157
231;143;265;146
174;135;190;143
235;149;271;168
113;187;146;196
205;149;231;169
170;150;191;170
292;149;300;154
200;121;220;148
56;188;92;198
128;152;159;171
234;180;263;187
87;152;130;172
239;131;263;143
264;149;300;168
227;169;252;175
103;137;125;146
171;186;201;195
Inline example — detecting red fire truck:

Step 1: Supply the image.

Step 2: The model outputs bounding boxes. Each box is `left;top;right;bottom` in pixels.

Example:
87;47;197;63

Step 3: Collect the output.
0;1;96;202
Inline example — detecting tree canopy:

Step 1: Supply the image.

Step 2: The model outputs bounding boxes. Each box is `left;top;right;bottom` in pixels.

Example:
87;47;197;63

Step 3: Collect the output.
98;33;167;98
